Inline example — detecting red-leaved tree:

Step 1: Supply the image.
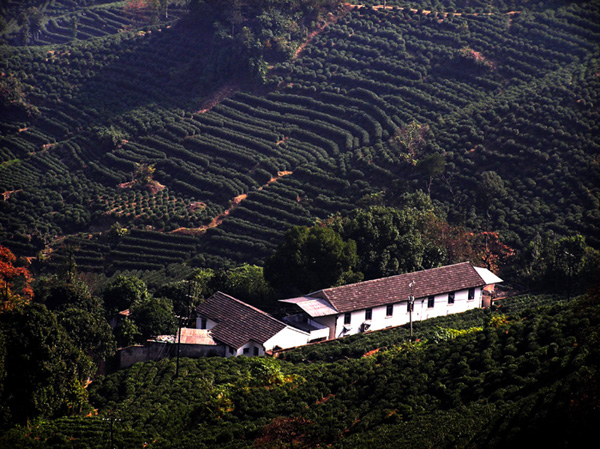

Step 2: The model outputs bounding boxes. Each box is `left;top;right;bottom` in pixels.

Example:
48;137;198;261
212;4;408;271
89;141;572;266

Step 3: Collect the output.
0;245;33;312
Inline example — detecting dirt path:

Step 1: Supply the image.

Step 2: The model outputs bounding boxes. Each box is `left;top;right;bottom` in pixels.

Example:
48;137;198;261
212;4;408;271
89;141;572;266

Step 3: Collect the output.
1;189;22;201
196;82;240;114
171;171;293;235
349;4;520;17
293;6;351;60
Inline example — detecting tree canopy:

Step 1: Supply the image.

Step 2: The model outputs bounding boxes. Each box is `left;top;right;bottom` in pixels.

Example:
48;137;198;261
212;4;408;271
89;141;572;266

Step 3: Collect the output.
103;275;149;316
0;303;94;430
0;245;33;312
264;225;358;296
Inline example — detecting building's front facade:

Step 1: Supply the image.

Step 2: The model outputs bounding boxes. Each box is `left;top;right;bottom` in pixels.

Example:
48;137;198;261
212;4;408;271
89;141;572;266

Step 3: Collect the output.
281;262;503;341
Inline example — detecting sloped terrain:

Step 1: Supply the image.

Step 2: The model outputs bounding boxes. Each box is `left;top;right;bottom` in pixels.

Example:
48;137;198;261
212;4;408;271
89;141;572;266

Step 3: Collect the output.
1;1;598;273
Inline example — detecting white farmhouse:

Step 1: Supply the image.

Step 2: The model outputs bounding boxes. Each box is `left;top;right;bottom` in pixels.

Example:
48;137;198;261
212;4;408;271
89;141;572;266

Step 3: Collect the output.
280;262;503;342
196;291;310;357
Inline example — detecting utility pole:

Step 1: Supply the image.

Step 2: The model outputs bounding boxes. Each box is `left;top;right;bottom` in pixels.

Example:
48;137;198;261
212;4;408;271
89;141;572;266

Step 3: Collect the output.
175;315;182;378
103;417;121;449
408;280;416;342
564;250;574;301
176;279;196;378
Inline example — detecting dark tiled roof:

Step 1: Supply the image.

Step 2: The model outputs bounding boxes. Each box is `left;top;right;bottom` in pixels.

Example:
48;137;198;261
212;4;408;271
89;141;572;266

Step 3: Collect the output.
196;291;287;349
309;262;489;314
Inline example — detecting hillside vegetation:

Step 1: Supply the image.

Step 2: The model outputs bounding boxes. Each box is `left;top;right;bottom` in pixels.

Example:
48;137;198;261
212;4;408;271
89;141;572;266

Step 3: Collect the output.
1;292;598;448
0;0;598;275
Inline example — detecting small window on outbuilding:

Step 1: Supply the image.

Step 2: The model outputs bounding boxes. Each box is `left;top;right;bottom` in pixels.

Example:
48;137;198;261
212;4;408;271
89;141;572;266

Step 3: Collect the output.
365;308;372;320
344;312;351;325
448;292;455;304
254;347;259;356
386;304;394;317
243;347;250;355
468;288;475;300
200;317;207;329
406;301;414;312
428;296;435;308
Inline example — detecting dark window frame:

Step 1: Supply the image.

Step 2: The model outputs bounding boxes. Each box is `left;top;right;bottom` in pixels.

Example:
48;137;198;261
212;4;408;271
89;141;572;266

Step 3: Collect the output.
386;304;394;317
428;296;435;308
365;308;372;320
344;312;351;325
448;292;455;304
468;288;475;300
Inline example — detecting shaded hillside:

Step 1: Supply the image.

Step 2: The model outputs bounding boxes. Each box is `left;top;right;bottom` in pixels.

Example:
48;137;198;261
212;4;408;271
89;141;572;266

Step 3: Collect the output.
0;0;598;273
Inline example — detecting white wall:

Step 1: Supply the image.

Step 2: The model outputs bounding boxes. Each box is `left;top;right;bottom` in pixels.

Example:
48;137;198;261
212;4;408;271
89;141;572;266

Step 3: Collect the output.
196;315;218;331
331;287;483;338
264;326;310;351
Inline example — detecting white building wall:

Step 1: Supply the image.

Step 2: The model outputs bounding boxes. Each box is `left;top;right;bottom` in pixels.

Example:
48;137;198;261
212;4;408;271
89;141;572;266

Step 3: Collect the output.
237;341;264;357
331;287;483;338
264;326;310;351
196;315;218;330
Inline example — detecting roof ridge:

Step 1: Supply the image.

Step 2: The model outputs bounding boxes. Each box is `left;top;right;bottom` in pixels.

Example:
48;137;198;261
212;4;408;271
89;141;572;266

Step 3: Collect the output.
213;291;286;325
315;261;475;297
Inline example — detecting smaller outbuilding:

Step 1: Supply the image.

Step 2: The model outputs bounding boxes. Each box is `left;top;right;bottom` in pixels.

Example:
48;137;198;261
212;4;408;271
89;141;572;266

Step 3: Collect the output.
196;291;310;357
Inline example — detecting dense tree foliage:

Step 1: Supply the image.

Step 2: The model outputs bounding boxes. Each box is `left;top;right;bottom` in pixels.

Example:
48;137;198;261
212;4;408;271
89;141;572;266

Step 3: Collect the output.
0;245;33;311
0;303;94;430
102;274;149;315
333;205;430;279
264;225;358;296
187;0;343;82
130;295;177;341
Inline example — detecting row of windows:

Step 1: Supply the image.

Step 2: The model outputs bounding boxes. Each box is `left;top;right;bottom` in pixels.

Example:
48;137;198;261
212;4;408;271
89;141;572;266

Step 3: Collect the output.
342;289;476;324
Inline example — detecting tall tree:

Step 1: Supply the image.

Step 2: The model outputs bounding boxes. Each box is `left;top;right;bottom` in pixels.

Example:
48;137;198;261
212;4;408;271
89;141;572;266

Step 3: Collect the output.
264;226;358;296
0;303;93;429
476;170;507;231
334;207;427;280
0;245;33;312
103;275;149;316
57;307;117;363
130;296;177;341
417;153;446;197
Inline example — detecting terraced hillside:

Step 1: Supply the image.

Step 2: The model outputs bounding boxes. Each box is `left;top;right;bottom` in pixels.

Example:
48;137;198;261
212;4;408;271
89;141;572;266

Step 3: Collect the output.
1;0;598;273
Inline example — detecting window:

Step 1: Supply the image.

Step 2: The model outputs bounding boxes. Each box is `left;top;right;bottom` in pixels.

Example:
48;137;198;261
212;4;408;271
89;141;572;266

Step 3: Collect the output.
407;301;414;312
468;288;475;300
243;347;250;354
253;347;259;356
448;292;455;304
344;313;351;325
200;317;207;329
428;296;435;308
386;304;394;317
365;308;372;320
229;346;235;354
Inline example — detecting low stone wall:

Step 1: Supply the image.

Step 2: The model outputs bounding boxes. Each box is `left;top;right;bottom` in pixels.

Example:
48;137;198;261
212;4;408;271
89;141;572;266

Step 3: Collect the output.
119;341;225;369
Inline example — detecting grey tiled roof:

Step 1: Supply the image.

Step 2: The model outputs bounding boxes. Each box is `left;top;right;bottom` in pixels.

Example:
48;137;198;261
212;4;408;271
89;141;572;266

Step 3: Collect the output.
308;262;494;314
196;291;287;349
